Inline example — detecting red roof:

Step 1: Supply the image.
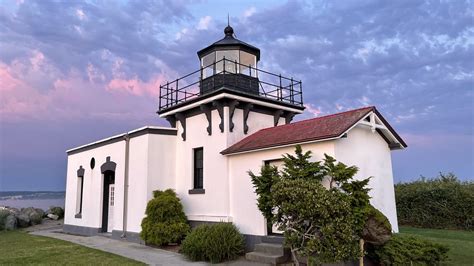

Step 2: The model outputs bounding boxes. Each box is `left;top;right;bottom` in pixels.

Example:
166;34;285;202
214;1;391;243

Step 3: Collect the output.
221;106;405;155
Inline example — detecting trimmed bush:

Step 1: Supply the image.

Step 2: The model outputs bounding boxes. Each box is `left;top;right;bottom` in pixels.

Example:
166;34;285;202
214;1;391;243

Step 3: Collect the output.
395;173;474;230
368;234;449;265
181;223;245;263
140;189;190;246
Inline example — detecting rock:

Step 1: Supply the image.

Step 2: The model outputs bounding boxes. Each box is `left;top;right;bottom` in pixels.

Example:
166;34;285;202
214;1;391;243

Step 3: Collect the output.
17;213;30;228
19;207;43;226
362;205;392;245
47;206;64;219
35;208;45;218
5;214;17;230
47;213;59;220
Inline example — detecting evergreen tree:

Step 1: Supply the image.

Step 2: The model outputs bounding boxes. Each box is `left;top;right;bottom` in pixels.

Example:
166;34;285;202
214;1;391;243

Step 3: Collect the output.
249;164;280;225
280;145;324;181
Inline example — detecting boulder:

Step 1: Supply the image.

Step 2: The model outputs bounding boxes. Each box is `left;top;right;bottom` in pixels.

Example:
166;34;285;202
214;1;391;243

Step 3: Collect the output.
35;208;45;218
5;214;17;230
47;213;59;220
362;206;392;245
17;213;30;228
20;207;43;226
47;206;64;219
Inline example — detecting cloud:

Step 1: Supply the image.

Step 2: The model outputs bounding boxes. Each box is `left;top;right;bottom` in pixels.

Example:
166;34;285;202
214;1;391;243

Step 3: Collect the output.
0;0;473;190
197;16;212;30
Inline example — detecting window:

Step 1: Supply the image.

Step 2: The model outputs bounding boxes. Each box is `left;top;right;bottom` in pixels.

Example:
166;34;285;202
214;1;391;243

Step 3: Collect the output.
201;53;216;79
110;186;115;207
76;176;84;217
240;51;257;77
216;50;239;74
193;147;204;189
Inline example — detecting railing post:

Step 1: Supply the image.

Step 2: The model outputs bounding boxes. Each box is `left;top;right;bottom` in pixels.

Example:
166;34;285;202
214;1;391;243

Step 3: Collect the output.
175;79;178;104
290;77;294;104
159;85;162;110
234;60;238;74
167;82;171;107
299;80;303;106
223;56;226;74
279;74;282;101
249;64;252;76
200;66;203;81
213;60;216;75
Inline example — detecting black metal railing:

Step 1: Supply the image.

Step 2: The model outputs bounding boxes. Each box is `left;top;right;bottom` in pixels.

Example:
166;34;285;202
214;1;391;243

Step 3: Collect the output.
159;58;303;111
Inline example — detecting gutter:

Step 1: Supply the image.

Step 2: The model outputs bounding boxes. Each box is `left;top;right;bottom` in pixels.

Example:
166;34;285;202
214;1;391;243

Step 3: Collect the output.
121;134;130;238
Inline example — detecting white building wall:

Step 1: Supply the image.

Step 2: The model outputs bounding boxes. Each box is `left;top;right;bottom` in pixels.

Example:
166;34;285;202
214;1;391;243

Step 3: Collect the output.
124;135;149;233
127;133;178;233
65;131;178;234
175;107;280;223
64;141;126;230
227;141;335;236
335;125;399;232
175;109;230;222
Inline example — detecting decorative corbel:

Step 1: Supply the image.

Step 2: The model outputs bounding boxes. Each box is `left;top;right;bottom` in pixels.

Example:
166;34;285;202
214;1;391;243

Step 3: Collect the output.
284;112;296;124
212;100;224;133
243;103;253;134
175;113;186;141
273;110;284;127
165;116;176;128
228;100;239;132
200;104;212;135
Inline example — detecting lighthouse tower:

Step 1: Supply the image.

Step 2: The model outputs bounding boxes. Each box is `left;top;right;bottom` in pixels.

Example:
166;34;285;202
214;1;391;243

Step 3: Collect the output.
157;25;304;223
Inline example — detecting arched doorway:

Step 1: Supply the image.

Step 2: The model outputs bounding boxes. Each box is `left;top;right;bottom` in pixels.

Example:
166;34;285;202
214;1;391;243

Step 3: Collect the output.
101;157;116;233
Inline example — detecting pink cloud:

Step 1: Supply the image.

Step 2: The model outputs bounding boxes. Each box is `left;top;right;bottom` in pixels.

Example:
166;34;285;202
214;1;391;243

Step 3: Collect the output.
107;75;166;97
0;52;166;123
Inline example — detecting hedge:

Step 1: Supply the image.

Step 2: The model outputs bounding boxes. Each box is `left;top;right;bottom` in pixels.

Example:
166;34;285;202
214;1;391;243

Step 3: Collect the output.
395;173;473;230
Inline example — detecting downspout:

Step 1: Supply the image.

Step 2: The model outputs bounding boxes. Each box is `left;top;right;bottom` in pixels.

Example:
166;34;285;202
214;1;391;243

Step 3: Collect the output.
121;134;130;238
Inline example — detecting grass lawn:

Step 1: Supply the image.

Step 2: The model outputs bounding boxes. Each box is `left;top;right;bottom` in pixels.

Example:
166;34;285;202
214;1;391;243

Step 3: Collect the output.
0;230;144;265
399;226;474;265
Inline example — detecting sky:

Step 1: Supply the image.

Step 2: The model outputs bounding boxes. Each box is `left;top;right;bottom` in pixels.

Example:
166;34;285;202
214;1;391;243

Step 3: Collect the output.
0;0;473;191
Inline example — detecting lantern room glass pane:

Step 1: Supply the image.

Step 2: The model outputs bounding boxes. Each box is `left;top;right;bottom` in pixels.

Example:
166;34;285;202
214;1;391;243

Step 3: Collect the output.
201;52;215;79
216;50;239;74
239;51;257;77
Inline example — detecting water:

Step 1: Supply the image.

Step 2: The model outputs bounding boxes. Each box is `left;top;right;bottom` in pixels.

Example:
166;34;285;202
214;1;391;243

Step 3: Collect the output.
0;191;65;210
0;198;65;210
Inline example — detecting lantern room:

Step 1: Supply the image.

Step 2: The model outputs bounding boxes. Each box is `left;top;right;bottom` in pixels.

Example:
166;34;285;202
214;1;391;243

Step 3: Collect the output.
197;25;260;79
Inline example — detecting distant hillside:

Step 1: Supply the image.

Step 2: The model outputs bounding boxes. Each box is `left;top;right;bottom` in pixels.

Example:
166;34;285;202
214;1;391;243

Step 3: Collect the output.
0;191;65;200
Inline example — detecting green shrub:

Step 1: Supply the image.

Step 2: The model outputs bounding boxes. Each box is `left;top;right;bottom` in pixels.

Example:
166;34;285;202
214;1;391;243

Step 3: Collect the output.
181;223;245;263
368;234;449;265
395;173;474;230
140;189;190;246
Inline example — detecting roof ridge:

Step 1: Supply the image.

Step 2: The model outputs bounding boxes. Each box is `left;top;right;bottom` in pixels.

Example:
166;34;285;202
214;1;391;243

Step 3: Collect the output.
258;106;374;133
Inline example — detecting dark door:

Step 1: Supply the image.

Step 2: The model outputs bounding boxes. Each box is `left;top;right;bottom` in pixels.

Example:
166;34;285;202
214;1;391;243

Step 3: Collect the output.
101;171;115;232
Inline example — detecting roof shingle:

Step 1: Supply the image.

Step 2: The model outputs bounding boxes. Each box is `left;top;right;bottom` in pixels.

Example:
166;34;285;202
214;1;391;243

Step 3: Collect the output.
221;106;384;155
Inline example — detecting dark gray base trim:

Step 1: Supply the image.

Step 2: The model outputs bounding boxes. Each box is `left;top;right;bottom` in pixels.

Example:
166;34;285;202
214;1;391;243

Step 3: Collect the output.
188;188;205;194
188;220;220;228
63;224;101;236
111;230;144;244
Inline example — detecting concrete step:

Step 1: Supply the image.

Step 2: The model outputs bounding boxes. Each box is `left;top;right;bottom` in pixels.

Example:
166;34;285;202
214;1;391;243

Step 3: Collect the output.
245;251;289;265
261;235;284;244
254;243;287;256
